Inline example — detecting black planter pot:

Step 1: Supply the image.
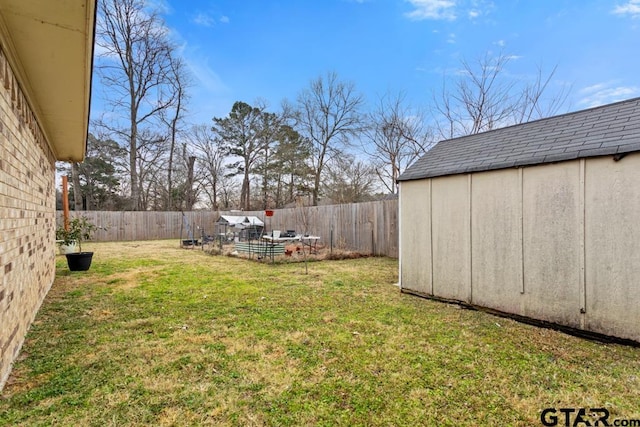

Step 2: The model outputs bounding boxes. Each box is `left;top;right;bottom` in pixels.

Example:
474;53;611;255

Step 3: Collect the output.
66;252;94;271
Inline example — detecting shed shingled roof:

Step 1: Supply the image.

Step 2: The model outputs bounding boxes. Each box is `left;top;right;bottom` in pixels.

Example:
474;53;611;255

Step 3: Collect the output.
398;97;640;181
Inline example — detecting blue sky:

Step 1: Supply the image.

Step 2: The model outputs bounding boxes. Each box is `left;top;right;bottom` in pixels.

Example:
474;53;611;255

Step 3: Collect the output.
100;0;640;125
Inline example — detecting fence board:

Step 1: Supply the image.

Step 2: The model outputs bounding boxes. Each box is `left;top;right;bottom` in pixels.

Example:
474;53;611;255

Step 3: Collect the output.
56;199;399;257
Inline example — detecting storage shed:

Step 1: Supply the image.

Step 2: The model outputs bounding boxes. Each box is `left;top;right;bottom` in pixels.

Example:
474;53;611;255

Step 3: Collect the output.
397;97;640;343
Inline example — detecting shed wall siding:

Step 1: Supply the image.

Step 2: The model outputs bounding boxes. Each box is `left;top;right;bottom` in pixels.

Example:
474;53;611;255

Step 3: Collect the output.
584;154;640;340
431;175;470;301
471;169;523;314
522;161;582;328
0;47;56;390
399;180;431;294
399;153;640;342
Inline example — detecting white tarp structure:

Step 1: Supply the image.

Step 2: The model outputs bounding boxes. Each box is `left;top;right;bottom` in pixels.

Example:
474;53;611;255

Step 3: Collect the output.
217;215;264;229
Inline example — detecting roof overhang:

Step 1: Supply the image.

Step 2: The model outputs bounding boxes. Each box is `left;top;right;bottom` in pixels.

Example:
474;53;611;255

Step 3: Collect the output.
0;0;96;162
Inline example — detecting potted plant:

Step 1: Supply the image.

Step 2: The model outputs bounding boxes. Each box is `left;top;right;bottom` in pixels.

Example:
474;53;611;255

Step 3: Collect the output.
55;225;78;254
64;216;96;271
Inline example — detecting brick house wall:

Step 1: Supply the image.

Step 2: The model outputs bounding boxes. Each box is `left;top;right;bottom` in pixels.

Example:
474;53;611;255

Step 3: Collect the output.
0;46;57;390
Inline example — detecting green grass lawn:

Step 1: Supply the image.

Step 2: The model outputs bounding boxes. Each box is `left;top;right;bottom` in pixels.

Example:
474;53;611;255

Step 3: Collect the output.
1;240;639;426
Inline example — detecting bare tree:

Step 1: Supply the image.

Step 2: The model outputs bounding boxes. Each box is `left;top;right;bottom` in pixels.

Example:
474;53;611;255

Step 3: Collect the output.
296;72;364;206
513;63;570;123
217;178;239;210
323;154;377;204
161;56;191;211
433;51;569;139
365;92;434;194
135;130;168;210
96;0;178;210
189;125;226;210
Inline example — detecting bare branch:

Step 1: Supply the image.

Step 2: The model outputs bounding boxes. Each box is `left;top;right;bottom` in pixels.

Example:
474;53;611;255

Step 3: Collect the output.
364;92;434;193
95;0;181;210
295;71;365;205
432;50;570;139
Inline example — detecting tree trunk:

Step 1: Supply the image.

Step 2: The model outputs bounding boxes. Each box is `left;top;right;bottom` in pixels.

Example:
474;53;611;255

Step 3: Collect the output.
167;90;182;211
241;153;251;210
312;173;320;206
130;127;139;210
167;144;174;210
262;148;268;209
186;156;196;210
71;162;83;211
241;174;250;210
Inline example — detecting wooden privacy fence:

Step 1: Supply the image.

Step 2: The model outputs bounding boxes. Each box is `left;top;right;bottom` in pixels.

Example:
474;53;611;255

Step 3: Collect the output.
56;199;399;258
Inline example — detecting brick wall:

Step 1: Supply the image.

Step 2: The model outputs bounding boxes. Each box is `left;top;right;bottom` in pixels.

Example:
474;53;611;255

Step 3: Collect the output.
0;46;57;391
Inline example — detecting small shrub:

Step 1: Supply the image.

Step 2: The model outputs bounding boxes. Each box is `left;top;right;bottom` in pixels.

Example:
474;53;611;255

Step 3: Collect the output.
55;217;96;252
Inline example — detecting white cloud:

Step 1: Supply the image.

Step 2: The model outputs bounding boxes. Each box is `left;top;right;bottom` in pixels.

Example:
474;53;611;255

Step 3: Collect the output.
404;0;494;21
471;0;495;15
613;0;640;18
147;0;172;15
405;0;457;21
192;12;230;27
193;12;216;27
186;57;230;94
578;82;640;107
182;54;233;122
